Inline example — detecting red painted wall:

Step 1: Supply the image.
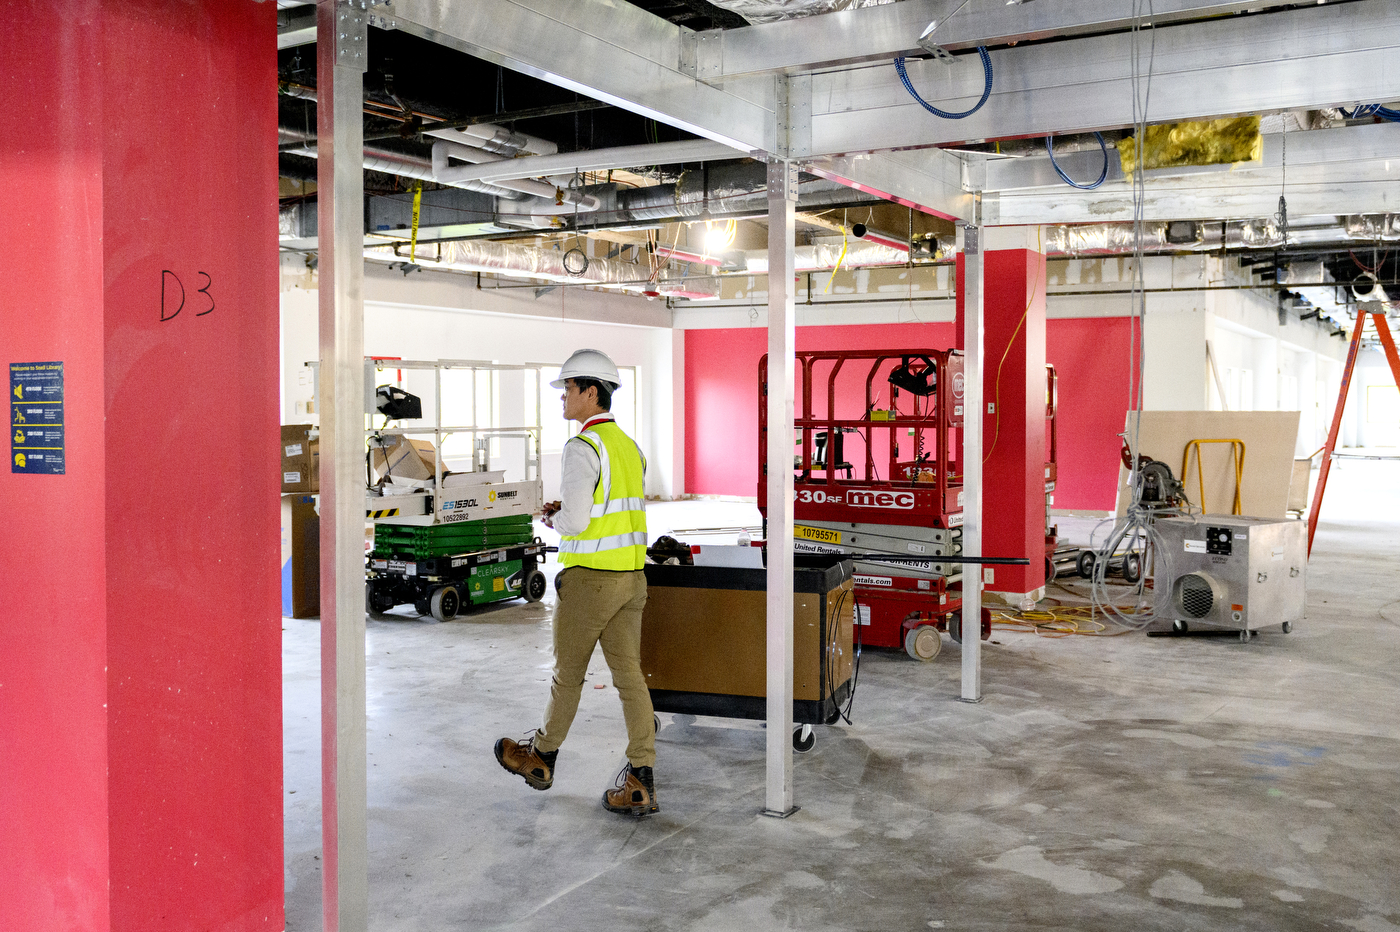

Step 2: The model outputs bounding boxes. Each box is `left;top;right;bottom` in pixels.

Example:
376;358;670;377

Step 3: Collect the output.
1046;317;1135;511
102;3;283;929
1;4;282;930
685;322;955;496
685;317;1130;511
0;5;110;929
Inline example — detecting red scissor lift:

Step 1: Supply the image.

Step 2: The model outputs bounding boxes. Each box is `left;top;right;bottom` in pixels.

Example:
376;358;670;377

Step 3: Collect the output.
759;349;985;661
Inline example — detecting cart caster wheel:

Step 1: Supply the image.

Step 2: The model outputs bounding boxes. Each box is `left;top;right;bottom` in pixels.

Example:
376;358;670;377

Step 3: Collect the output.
366;582;394;615
793;725;815;753
1282;621;1293;633
429;585;460;622
1172;619;1188;634
1122;552;1142;584
904;624;942;662
654;714;660;733
1239;629;1250;643
1076;550;1097;579
522;569;547;603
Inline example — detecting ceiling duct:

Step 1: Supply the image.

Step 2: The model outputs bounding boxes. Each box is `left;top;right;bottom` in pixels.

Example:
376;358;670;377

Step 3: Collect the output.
431;140;601;212
706;0;898;24
278;127;526;199
1042;219;1285;256
745;240;909;273
427;124;556;158
610;162;872;225
363;240;718;299
1344;214;1400;241
413;138;738;187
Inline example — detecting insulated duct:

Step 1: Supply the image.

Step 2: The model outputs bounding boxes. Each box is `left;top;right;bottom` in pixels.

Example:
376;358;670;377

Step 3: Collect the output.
613;162;870;224
746;240;909;273
1344;214;1400;241
1042;219;1285;256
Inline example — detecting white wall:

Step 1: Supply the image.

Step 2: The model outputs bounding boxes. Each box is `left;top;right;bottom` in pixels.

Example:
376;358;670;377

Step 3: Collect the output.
1347;347;1400;448
280;259;680;499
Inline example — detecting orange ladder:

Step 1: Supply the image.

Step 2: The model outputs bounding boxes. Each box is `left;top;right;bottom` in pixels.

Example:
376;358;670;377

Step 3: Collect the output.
1307;310;1400;556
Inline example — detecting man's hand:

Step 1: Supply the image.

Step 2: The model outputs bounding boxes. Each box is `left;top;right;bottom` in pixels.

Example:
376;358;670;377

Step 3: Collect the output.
540;500;562;529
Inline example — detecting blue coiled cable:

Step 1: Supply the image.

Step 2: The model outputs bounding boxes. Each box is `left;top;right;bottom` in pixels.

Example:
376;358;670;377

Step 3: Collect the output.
1045;132;1109;190
1341;104;1400;123
894;46;993;120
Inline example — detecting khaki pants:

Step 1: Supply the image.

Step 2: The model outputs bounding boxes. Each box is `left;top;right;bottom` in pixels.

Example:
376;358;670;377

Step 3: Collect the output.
534;566;654;768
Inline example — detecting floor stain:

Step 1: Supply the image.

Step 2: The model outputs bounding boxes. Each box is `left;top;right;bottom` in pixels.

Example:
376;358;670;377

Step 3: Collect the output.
982;845;1123;895
1148;870;1243;909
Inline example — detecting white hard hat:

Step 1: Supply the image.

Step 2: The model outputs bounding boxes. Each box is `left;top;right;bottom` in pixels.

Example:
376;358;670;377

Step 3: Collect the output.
551;348;620;389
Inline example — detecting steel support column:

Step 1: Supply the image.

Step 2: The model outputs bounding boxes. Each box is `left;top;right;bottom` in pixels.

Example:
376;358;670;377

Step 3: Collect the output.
958;180;985;703
763;158;799;818
317;2;368;930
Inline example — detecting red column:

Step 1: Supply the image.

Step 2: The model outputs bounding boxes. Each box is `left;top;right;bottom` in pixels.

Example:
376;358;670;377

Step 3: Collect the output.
0;3;282;930
957;229;1048;602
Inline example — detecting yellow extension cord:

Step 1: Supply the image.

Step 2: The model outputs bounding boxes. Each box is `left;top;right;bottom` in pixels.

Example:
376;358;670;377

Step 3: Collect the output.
989;604;1141;637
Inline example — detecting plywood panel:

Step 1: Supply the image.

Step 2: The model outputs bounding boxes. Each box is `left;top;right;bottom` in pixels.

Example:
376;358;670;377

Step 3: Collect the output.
1116;411;1301;518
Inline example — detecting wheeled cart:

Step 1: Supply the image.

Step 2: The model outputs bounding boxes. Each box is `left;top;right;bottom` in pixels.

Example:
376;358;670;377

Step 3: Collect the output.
366;541;552;621
640;556;854;752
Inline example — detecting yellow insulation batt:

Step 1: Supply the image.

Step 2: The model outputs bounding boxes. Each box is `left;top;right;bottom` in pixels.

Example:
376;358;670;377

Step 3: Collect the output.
1119;116;1263;174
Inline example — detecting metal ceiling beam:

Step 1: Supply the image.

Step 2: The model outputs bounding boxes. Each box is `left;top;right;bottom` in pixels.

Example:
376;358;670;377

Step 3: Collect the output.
986;122;1399;192
805;148;970;222
698;0;1311;80
278;8;317;49
389;0;775;154
985;163;1400;226
806;1;1400;156
432;138;738;185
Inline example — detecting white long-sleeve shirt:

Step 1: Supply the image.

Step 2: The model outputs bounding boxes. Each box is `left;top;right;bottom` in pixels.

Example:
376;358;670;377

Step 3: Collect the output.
552;414;647;537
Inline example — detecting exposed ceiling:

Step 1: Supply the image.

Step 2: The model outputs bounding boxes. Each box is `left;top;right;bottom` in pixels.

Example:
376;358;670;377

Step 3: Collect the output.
277;0;1400;327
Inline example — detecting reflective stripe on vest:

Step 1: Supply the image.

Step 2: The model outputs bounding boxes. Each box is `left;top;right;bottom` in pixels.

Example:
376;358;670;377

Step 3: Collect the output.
557;531;649;555
559;420;647;571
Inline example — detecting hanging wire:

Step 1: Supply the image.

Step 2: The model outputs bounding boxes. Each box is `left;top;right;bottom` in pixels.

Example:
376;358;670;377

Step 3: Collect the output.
1088;0;1160;630
1045;132;1109;190
1275;126;1289;245
893;47;993;120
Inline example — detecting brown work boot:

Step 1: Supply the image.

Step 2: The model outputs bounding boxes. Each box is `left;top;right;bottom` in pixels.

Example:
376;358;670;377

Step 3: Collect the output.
602;763;659;817
494;734;557;791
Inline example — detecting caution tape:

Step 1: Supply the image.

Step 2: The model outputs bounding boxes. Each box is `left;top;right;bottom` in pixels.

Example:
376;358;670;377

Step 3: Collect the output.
367;508;401;519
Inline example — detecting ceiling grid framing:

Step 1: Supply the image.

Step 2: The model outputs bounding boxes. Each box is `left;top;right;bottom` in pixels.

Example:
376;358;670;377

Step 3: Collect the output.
387;0;776;154
806;1;1400;156
691;0;1321;79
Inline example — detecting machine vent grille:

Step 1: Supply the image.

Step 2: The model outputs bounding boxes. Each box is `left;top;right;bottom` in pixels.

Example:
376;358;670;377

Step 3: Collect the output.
1179;574;1214;618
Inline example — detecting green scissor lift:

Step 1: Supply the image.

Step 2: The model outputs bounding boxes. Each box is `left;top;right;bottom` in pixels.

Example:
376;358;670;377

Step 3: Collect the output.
366;515;551;620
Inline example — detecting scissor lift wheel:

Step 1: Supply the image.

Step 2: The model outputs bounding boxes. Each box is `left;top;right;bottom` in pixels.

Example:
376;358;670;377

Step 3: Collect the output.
904;624;942;662
522;569;547;603
429;585;460;621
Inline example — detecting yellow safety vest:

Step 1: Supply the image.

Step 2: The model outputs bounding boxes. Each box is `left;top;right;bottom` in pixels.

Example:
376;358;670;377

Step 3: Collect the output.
558;420;648;571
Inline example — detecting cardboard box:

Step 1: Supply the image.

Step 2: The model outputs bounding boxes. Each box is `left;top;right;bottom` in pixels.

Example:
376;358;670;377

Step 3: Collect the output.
281;424;320;493
371;436;437;483
281;493;320;618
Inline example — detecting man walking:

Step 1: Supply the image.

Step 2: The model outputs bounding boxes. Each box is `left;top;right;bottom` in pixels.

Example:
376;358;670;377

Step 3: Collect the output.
494;349;657;816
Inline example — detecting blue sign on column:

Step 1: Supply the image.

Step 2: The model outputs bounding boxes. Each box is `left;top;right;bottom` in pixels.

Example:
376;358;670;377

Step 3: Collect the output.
11;361;65;475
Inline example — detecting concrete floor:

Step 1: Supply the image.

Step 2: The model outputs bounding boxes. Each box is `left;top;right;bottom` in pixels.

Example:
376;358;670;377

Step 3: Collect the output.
284;461;1400;931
